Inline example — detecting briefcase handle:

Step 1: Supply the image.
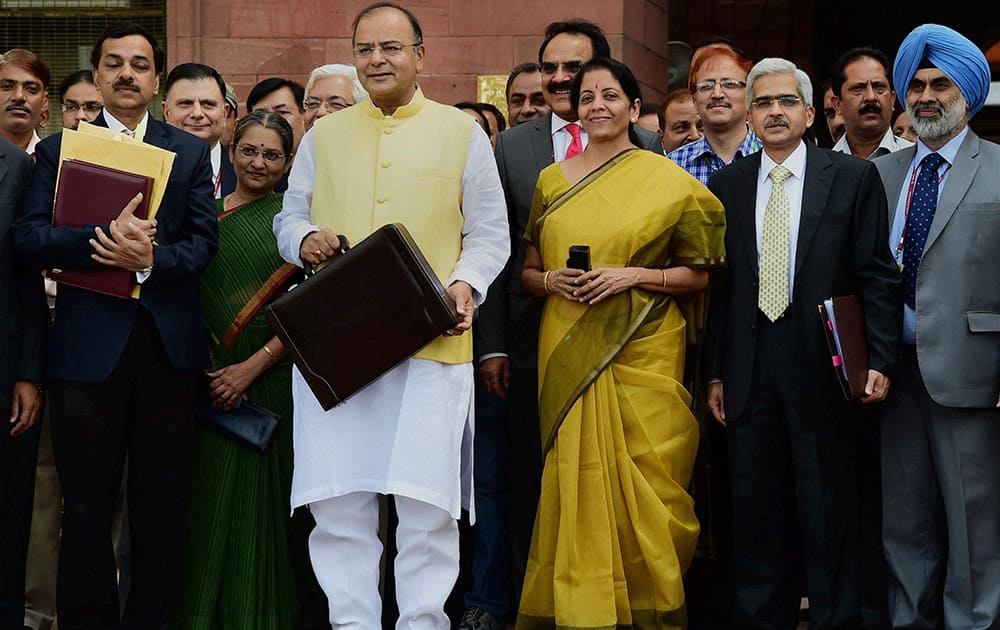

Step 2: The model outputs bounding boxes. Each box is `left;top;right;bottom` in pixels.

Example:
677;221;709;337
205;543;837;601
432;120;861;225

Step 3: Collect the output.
304;233;351;279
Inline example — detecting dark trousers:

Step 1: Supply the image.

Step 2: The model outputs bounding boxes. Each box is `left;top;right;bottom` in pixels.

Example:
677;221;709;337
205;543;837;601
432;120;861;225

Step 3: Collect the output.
0;399;41;630
464;383;513;619
728;312;860;630
506;365;543;607
50;310;198;630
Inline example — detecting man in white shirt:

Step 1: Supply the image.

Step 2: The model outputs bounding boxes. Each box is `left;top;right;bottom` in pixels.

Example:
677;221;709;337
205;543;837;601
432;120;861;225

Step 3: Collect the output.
161;62;232;199
272;3;508;628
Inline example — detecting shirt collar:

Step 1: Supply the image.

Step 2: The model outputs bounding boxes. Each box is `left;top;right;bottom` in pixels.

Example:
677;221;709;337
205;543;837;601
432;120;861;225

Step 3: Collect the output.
831;128;914;157
760;140;807;183
103;109;150;139
913;125;968;167
26;130;41;155
551;113;578;136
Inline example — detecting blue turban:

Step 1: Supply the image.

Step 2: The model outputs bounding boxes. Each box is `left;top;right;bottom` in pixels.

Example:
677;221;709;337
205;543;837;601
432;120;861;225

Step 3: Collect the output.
893;24;990;116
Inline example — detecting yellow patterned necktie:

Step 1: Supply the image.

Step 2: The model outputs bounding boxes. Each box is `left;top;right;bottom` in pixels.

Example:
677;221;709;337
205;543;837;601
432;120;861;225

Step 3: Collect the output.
759;164;791;322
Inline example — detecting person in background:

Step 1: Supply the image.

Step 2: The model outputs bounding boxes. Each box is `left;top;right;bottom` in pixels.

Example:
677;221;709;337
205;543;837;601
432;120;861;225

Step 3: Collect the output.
657;87;703;154
504;62;548;127
220;83;238;148
246;77;306;153
635;100;660;135
161;63;233;200
890;109;917;143
59;70;103;130
830;47;912;159
873;23;1000;630
302;63;367;130
0;48;49;154
174;109;303;630
821;77;846;146
0;132;47;630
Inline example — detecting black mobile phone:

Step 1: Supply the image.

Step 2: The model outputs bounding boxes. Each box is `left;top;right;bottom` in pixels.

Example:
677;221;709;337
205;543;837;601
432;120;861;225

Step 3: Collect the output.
567;245;591;271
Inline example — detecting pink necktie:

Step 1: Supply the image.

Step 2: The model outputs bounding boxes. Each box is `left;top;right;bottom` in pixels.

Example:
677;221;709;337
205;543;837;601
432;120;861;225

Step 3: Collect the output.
564;123;583;160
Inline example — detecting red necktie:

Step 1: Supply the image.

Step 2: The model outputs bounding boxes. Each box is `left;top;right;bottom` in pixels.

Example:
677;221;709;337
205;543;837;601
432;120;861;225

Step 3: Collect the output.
564;123;583;160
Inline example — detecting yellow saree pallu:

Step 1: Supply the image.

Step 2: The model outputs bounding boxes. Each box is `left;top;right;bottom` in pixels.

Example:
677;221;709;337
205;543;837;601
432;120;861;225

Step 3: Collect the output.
516;150;725;630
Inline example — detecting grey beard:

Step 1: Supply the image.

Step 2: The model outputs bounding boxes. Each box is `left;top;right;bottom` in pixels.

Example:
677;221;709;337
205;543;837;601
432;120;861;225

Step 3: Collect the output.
908;92;967;141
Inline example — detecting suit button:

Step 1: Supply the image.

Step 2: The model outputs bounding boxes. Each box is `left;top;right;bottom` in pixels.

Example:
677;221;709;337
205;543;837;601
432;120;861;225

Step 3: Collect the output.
750;324;756;331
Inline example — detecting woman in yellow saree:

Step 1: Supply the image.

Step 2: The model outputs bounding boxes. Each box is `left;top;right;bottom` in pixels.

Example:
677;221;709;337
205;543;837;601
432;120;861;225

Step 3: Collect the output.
515;58;726;629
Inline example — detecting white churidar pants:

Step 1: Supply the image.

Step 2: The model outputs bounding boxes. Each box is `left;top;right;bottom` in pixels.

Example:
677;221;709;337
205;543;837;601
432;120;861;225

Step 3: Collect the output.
309;491;459;629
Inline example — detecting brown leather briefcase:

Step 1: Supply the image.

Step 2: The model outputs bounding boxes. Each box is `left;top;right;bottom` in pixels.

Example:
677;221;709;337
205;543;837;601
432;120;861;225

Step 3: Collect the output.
265;223;459;410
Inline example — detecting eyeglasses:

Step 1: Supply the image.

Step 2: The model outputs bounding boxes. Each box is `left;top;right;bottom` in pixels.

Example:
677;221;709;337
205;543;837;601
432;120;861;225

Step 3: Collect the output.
694;78;746;93
303;96;351;111
235;144;287;163
62;101;103;114
352;41;421;58
539;61;585;76
750;95;803;110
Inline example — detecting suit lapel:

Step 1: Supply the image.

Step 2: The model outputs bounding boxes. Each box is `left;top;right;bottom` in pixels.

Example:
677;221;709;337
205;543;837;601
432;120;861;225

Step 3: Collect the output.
734;154;761;275
532;114;554;170
141;116;171;151
0;145;8;190
925;131;979;252
878;148;913;224
794;143;833;277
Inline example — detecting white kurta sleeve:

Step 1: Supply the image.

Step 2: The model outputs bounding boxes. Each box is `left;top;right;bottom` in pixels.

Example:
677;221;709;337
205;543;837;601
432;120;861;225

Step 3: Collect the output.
448;124;510;307
273;127;322;267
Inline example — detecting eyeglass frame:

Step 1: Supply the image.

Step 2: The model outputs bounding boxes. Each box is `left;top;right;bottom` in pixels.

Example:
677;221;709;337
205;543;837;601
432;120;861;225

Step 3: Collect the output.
234;143;289;163
61;101;104;114
749;95;804;110
693;78;747;93
303;96;352;111
352;40;422;58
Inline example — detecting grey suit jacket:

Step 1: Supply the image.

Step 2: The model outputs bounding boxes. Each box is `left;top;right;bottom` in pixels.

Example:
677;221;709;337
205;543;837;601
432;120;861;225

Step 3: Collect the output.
0;136;46;408
873;130;1000;408
475;113;662;368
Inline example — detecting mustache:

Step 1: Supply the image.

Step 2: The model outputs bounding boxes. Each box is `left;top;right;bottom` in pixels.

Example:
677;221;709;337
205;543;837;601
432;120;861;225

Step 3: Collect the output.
546;80;572;95
765;116;789;127
914;101;943;115
859;103;882;115
5;103;30;112
112;80;140;92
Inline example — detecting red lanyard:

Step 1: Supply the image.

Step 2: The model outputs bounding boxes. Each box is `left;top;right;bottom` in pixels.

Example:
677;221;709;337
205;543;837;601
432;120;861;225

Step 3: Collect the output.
213;169;222;198
894;159;948;261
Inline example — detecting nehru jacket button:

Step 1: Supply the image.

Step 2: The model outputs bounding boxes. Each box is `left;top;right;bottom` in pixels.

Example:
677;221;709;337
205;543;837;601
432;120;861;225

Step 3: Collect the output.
381;161;390;168
383;128;392;135
376;198;386;204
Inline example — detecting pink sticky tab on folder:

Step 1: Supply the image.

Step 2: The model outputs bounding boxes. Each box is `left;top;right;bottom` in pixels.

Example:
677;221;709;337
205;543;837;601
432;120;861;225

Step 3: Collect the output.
827;320;833;331
831;355;843;367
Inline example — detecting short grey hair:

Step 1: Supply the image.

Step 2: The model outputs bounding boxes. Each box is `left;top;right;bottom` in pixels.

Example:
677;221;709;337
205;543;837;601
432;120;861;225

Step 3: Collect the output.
746;57;813;111
304;64;368;103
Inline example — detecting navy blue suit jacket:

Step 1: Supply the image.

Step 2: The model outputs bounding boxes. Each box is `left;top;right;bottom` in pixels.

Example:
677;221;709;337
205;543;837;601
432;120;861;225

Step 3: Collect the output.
13;113;219;382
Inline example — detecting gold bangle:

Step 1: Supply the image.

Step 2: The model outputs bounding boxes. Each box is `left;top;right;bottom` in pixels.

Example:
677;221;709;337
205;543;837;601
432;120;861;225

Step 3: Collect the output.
262;344;275;358
661;268;668;288
543;270;551;294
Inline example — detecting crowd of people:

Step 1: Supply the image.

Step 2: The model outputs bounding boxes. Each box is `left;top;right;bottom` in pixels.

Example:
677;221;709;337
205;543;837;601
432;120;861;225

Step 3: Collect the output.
0;3;997;630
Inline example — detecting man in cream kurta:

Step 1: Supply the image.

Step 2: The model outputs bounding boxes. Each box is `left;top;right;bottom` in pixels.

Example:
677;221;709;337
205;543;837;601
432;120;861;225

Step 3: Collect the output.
272;4;508;628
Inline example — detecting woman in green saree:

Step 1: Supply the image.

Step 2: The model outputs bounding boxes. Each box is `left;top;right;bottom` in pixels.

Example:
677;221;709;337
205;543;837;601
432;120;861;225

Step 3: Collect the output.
174;110;301;629
515;58;726;629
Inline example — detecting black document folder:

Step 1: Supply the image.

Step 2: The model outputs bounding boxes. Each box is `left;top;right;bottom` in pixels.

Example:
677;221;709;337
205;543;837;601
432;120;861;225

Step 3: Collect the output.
818;295;869;400
265;223;459;410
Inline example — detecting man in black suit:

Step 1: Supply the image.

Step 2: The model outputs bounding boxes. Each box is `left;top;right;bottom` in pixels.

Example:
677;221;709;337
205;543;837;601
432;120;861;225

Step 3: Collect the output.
464;19;662;628
705;57;900;630
0;134;46;630
13;22;218;630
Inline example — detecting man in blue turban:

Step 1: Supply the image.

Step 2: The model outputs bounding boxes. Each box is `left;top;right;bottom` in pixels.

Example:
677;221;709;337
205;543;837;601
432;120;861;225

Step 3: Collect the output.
873;23;1000;630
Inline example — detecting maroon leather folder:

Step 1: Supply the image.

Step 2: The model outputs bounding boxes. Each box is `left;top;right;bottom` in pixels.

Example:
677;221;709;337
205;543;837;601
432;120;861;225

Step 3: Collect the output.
49;159;154;299
818;295;869;400
265;223;459;411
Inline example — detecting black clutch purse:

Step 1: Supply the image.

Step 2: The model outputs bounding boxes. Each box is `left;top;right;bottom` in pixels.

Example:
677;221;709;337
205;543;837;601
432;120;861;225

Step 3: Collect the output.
196;397;280;453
